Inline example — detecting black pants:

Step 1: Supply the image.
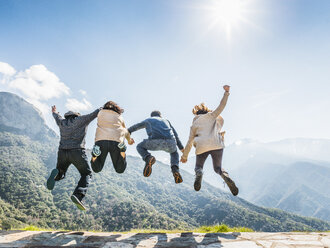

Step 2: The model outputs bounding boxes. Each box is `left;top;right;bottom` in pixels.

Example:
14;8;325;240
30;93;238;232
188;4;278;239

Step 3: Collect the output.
56;149;92;200
195;149;223;175
91;140;127;174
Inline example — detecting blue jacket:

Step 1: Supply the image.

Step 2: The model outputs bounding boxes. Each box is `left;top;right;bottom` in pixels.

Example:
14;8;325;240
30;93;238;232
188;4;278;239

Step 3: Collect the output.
128;117;184;150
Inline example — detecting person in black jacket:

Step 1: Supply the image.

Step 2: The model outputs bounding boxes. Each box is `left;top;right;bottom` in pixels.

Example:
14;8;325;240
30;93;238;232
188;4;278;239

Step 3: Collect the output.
46;105;100;211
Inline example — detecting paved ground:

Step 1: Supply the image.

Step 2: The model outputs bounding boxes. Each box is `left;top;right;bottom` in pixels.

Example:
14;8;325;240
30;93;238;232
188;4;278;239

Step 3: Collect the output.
0;230;330;247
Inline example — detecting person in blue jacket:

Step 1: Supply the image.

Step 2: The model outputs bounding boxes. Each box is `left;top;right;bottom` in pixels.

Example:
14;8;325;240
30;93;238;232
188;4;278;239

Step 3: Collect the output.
128;111;184;183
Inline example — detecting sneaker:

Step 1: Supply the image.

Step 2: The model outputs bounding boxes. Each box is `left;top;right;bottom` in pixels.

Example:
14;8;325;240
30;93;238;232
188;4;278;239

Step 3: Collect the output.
171;165;183;184
194;171;203;191
71;195;87;211
92;145;101;157
221;170;239;196
143;156;156;177
46;169;59;190
117;142;127;152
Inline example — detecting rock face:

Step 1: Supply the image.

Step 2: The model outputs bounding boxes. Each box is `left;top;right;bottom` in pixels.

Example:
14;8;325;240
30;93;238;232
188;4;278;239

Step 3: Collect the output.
0;92;56;141
0;231;330;248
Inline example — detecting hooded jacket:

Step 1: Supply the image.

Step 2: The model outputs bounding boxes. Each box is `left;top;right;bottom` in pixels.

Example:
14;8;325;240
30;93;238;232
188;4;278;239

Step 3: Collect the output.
53;108;100;149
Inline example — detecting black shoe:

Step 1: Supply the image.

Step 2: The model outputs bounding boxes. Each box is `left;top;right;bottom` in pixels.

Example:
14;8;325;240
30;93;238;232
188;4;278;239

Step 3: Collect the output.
171;165;183;184
46;169;59;190
143;156;156;177
221;171;239;196
71;195;87;211
194;172;203;191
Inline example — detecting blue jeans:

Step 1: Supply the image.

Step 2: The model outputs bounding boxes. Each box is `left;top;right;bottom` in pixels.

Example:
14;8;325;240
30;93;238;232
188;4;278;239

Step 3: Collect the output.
136;139;179;166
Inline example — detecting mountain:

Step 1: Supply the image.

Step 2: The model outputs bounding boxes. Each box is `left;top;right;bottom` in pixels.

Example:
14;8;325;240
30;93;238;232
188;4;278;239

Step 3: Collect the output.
0;92;56;141
0;91;330;232
185;138;330;222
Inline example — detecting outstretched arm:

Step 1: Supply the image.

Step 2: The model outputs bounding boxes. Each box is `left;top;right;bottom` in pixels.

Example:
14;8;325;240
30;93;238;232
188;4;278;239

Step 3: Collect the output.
79;108;101;125
168;121;184;151
128;120;146;134
210;85;230;118
51;105;63;126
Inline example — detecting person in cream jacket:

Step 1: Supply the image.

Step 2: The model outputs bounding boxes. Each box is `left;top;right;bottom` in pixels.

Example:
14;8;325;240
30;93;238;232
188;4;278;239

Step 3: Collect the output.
181;85;238;195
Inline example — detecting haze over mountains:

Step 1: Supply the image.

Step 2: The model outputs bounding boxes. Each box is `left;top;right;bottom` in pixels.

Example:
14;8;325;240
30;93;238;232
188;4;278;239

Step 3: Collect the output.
181;136;330;222
0;91;329;232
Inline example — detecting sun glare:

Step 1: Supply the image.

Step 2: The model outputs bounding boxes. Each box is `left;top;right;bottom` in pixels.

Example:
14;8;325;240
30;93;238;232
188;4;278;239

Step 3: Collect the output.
202;0;253;42
213;0;244;26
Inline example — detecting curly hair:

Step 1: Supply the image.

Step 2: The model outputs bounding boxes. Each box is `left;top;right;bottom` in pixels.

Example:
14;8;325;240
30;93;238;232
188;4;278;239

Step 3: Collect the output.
192;103;212;115
103;101;124;114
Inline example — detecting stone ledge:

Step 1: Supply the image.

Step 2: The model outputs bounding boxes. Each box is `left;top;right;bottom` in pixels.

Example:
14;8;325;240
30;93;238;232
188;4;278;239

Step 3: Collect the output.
0;231;329;248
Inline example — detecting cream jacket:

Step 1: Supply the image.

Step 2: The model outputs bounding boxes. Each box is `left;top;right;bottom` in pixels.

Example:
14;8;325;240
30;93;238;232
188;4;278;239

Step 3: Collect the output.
182;92;229;159
94;109;131;143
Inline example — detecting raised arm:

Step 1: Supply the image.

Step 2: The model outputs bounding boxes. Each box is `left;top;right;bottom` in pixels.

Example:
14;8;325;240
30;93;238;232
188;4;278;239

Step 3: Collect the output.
168;121;184;151
210;85;230;118
181;125;197;162
128;120;147;134
51;105;63;126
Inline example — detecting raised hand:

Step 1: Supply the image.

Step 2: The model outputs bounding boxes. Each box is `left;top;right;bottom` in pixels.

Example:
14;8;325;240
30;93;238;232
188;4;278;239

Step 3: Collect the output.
51;105;57;113
223;85;230;92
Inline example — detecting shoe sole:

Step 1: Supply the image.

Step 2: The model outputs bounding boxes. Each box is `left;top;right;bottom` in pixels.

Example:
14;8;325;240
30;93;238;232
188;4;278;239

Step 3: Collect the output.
46;169;59;190
194;177;202;191
222;175;239;196
143;157;156;177
71;195;86;211
174;172;183;184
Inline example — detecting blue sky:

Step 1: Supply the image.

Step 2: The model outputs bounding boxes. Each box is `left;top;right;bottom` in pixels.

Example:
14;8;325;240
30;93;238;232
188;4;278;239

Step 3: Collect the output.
1;0;330;154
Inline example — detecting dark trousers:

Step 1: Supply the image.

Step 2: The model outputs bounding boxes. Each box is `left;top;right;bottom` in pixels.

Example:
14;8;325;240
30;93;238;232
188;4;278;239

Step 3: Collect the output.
195;149;224;175
56;149;92;200
91;140;127;174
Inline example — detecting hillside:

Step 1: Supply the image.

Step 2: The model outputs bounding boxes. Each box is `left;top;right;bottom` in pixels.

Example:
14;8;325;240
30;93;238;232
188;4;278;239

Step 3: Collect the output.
185;138;330;222
0;91;330;232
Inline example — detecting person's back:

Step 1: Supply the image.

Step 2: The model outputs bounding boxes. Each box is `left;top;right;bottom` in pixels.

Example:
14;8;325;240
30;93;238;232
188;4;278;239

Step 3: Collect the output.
190;113;224;155
95;109;129;143
91;101;134;175
180;85;238;196
48;106;100;211
57;116;90;149
128;110;184;184
143;116;175;140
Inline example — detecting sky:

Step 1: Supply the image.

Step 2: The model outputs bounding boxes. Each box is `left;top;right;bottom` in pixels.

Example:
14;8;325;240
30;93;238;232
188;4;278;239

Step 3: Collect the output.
1;0;330;156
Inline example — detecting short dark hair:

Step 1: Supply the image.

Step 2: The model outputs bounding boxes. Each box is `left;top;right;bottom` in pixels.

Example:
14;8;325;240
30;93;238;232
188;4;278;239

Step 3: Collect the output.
103;101;124;114
150;110;161;117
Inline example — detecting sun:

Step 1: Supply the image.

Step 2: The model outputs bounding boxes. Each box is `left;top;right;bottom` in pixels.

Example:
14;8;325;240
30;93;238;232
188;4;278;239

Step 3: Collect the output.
202;0;253;42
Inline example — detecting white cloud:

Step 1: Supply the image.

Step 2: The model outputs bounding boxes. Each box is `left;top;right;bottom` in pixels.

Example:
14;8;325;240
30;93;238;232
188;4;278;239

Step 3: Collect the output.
79;89;87;96
0;62;16;76
0;62;16;84
0;61;94;131
65;98;92;112
9;64;70;100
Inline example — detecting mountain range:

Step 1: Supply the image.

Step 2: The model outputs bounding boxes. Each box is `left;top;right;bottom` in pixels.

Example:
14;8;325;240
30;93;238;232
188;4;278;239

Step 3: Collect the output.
0;91;329;232
182;136;330;221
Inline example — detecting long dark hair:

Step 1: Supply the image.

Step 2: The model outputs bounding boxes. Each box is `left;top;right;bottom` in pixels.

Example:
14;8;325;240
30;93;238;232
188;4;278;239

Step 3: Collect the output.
103;101;124;114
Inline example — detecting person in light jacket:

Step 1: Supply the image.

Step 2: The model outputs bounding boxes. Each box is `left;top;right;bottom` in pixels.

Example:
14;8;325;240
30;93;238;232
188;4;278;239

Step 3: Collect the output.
91;101;134;174
180;85;238;195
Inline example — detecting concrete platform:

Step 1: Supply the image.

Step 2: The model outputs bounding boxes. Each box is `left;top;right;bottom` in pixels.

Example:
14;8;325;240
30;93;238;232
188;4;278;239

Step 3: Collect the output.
0;230;330;247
